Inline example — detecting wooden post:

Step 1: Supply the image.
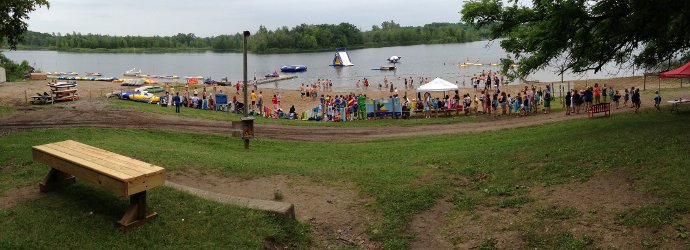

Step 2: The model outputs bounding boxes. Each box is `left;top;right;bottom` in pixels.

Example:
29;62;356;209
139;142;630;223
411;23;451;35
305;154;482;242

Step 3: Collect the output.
118;191;157;230
39;168;76;192
25;90;28;104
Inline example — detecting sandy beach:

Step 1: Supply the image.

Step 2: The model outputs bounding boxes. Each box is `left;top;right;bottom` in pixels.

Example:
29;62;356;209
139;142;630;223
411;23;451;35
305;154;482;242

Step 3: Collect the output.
1;75;686;113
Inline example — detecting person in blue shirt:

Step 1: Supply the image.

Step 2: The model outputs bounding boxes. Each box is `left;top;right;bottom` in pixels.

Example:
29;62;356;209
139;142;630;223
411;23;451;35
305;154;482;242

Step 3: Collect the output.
173;92;181;113
654;91;662;112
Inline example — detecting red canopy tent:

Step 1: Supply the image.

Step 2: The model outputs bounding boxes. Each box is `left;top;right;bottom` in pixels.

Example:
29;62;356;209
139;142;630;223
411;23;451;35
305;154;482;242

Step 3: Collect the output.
660;61;690;78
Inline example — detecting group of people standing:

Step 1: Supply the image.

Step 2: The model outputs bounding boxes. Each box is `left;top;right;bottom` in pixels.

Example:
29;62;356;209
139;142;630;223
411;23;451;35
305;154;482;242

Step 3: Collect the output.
415;84;552;118
564;83;645;115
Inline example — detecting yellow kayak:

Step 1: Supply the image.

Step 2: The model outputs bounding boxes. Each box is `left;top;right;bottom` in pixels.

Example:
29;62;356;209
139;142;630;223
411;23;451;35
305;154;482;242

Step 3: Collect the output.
131;93;160;104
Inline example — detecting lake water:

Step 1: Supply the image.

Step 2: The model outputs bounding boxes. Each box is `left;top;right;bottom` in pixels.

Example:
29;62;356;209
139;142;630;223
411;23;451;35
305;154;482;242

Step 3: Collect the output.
3;41;635;91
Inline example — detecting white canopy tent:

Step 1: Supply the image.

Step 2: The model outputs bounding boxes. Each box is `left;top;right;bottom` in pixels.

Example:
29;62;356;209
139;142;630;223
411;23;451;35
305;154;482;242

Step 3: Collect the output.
416;77;458;92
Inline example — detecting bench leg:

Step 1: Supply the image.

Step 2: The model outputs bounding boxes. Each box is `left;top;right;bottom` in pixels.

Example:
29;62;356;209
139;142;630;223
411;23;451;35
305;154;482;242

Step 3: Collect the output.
118;191;158;230
39;168;76;193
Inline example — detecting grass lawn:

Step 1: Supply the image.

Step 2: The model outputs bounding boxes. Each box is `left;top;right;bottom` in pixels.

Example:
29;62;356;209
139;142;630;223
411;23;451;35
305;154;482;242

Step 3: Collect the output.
0;185;308;249
1;108;689;248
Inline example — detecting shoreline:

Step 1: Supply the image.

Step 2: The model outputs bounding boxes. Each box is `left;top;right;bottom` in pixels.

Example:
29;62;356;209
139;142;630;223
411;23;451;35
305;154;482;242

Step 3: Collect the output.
1;75;685;114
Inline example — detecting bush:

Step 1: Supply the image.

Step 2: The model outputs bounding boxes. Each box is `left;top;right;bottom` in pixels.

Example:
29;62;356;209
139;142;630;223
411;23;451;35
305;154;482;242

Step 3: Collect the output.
0;53;31;82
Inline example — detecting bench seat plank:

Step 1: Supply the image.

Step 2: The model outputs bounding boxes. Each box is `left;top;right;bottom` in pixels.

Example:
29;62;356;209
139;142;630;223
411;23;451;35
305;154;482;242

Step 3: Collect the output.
39;140;163;179
33;150;129;196
59;140;161;176
34;144;136;180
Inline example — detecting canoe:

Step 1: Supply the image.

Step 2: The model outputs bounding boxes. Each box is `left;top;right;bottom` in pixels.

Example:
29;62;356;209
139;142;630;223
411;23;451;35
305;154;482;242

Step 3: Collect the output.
143;78;157;84
54;95;80;101
131;93;160;104
54;89;78;94
372;66;396;70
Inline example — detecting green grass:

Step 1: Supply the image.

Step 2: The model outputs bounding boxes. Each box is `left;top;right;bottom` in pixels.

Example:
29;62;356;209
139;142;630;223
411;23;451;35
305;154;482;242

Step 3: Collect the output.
535;206;579;220
498;196;533;208
109;98;480;127
524;232;594;249
2;109;690;248
617;204;687;231
0;106;14;116
0;184;308;249
451;195;477;211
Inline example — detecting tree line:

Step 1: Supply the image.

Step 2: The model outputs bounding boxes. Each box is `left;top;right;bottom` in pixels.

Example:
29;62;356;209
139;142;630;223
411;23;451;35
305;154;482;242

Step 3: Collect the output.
14;21;491;53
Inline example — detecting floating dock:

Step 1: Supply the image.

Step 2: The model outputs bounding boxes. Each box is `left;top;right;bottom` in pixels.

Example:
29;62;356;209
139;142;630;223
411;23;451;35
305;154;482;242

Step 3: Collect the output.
255;75;298;85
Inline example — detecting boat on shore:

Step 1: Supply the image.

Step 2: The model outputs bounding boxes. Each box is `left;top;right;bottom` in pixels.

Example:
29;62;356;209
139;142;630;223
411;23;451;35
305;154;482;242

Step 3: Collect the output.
280;65;307;73
204;77;229;85
185;76;204;79
86;72;102;76
49;82;77;88
124;68;141;76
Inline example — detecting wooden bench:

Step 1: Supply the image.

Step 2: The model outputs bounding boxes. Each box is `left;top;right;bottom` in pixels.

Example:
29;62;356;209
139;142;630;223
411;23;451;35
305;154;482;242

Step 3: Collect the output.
588;103;611;118
32;140;166;229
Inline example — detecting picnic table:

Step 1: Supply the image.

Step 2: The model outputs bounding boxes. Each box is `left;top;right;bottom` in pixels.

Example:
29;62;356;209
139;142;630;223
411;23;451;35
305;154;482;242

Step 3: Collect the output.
668;99;690;112
30;95;53;105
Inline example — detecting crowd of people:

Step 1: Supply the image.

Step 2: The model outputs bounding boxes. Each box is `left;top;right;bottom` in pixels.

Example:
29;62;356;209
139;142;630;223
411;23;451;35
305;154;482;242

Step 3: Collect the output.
153;70;660;121
563;83;648;115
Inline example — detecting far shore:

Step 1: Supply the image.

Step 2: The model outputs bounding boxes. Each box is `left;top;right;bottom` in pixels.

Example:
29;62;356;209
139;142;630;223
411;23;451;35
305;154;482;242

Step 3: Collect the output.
9;41;481;55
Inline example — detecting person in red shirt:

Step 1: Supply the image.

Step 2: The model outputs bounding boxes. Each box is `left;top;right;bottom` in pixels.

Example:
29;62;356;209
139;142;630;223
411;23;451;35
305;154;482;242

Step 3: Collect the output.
272;95;278;110
593;83;601;104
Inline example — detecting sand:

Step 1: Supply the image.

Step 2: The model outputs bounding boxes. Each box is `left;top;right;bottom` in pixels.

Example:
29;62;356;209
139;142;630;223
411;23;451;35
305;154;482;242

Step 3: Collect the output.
0;75;686;113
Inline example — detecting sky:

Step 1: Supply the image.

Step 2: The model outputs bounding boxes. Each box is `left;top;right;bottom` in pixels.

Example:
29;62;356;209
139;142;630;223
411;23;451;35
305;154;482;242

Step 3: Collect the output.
26;0;466;37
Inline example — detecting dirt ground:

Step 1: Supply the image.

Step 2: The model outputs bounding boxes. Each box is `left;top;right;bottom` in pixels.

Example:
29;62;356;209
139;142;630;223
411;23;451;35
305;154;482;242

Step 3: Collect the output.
411;173;678;249
168;170;380;249
2;76;690;249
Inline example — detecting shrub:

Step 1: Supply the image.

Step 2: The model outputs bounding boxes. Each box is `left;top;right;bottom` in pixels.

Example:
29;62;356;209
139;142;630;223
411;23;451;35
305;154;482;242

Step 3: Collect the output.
0;53;31;82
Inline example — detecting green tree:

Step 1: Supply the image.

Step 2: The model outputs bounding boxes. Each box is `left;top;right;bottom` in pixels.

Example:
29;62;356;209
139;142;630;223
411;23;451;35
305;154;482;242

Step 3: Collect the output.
461;0;690;79
1;0;49;49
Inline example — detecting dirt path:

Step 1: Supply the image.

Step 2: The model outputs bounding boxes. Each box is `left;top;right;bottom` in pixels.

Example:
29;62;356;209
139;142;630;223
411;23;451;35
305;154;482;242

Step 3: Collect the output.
0;97;662;141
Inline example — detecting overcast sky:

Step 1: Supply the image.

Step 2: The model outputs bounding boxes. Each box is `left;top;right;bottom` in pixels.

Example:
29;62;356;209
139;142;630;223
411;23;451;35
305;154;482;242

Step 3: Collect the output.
27;0;465;37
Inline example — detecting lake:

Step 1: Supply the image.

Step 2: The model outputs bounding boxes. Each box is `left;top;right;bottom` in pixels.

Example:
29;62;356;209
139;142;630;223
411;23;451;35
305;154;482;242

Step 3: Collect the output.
3;41;635;91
